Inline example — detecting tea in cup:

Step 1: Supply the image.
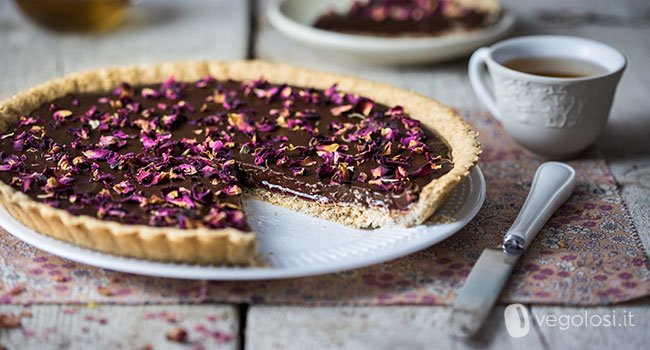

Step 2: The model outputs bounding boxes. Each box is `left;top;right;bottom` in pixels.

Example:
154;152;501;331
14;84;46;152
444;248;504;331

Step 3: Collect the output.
468;35;626;158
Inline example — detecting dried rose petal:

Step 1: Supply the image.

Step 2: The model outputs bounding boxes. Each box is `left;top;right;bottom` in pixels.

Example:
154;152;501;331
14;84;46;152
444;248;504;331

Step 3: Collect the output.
357;172;368;182
113;130;135;139
166;327;188;343
113;180;135;195
191;183;213;204
222;184;242;196
406;139;427;154
227;113;255;134
387;106;404;116
0;314;21;329
150;171;170;186
53;110;73;123
162;186;195;208
316;162;336;180
356;98;375;116
370;166;389;178
286;118;305;130
275;155;291;167
330;105;353;116
316;143;340;153
18;115;40;126
383;154;411;167
331;162;352;184
83;149;111;160
396;166;408;179
141;88;161;99
411;161;436;177
401;116;421;130
295;109;320;120
99;135;127;149
290;167;308;176
297;156;316;167
381;127;399;141
279;86;292;99
176;164;197;176
161;113;187;130
324;84;340;99
255;118;277;132
12;139;24;151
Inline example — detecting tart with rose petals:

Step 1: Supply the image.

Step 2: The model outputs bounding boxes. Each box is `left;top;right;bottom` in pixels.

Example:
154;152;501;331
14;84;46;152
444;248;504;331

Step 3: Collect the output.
0;61;479;265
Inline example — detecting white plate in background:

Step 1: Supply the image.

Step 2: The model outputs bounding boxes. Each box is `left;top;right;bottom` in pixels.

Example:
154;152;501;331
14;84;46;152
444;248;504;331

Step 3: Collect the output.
268;0;515;65
0;167;485;280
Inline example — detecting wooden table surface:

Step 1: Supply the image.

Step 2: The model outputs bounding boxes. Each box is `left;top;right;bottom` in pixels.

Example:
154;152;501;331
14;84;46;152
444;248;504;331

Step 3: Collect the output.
1;0;649;349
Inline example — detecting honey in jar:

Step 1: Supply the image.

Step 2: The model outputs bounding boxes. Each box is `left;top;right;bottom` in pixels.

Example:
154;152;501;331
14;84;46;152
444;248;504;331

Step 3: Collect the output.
14;0;130;32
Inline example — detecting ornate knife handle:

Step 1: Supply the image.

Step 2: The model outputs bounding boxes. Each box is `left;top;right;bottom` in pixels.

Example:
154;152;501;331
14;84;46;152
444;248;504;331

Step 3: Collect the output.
502;162;576;256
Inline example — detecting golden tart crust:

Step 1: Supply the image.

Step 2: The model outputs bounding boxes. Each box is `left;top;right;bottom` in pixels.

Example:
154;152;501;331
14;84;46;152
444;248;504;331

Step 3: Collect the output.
0;60;480;265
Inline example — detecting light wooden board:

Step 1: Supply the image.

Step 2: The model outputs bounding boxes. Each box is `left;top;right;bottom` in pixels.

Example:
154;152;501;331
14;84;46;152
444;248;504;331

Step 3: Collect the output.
0;304;240;350
247;301;650;350
0;1;250;349
531;300;650;350
1;0;649;348
246;305;547;350
249;0;650;348
0;0;250;97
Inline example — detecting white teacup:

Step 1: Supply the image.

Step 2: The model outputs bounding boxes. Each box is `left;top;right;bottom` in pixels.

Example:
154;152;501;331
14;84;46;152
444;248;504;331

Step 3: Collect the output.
468;35;626;158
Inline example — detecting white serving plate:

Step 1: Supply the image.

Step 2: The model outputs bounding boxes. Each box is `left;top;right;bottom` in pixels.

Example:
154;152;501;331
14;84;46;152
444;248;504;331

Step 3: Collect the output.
0;167;485;280
267;0;515;65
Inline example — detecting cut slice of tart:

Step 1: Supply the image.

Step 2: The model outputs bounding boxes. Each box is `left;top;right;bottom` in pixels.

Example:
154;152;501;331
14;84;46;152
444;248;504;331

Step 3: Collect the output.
0;61;480;265
313;0;501;37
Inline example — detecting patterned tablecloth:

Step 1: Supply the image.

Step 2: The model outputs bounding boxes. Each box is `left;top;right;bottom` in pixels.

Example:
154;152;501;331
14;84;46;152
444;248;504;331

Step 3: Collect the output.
1;112;649;306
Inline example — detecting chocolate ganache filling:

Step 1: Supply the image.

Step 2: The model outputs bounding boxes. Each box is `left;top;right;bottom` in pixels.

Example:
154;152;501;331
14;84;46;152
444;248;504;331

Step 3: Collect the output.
0;76;452;230
313;0;494;36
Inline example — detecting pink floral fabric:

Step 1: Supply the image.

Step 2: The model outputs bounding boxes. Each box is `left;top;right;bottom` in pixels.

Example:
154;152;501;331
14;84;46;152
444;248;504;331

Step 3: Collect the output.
1;112;649;305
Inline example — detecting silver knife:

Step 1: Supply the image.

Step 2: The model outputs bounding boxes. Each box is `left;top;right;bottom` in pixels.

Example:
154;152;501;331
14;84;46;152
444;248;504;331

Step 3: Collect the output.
449;161;576;338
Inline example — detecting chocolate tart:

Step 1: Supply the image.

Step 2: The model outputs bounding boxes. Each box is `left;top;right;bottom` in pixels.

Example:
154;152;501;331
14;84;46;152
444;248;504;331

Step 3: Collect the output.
313;0;501;37
0;61;480;265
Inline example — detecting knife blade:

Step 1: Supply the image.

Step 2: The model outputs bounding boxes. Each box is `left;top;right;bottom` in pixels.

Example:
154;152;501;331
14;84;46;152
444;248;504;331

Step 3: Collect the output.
449;162;576;338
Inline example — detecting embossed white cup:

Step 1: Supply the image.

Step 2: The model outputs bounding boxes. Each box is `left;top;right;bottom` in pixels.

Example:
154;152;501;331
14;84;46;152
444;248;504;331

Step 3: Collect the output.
469;35;626;158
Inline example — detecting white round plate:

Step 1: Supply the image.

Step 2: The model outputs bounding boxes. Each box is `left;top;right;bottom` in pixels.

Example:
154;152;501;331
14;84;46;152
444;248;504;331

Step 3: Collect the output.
0;166;485;280
268;0;515;65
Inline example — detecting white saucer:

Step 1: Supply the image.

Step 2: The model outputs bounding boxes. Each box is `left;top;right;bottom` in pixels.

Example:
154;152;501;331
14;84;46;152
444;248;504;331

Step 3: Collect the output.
267;0;515;65
0;167;485;280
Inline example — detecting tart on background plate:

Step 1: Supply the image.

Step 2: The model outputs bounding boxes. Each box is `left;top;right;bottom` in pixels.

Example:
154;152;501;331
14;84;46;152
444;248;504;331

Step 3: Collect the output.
0;61;480;265
268;0;514;65
313;0;502;37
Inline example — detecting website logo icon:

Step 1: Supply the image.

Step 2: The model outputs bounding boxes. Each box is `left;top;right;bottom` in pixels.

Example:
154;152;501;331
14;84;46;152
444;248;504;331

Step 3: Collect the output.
504;303;530;338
